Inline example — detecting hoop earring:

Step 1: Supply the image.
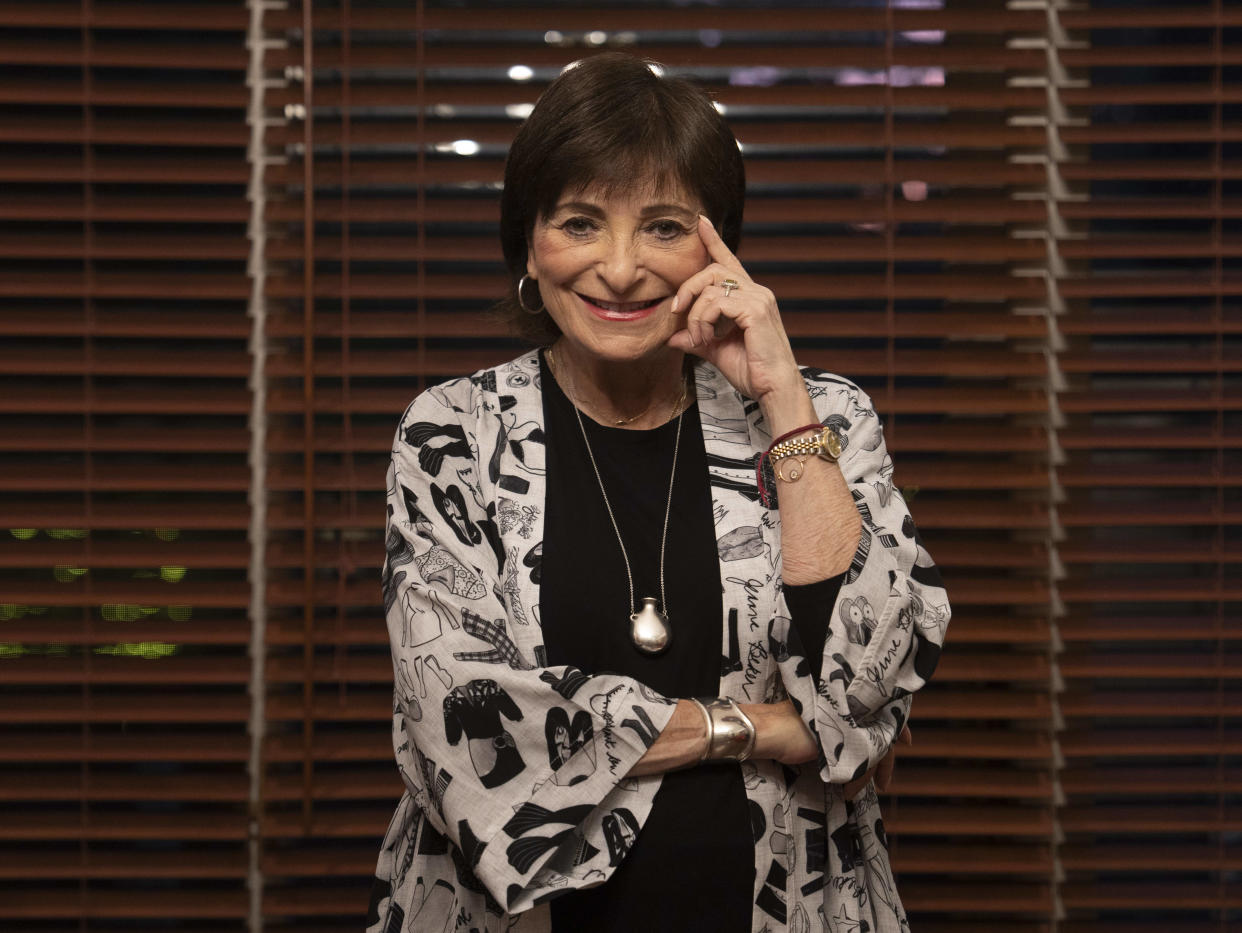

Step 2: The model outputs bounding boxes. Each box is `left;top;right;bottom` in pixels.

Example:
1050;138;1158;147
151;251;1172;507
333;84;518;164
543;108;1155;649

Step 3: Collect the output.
518;274;544;314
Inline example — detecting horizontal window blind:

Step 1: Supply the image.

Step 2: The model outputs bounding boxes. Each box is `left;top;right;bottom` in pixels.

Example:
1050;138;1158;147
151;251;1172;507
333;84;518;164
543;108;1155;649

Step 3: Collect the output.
0;0;253;927
1053;2;1241;931
3;0;1236;929
262;2;1061;929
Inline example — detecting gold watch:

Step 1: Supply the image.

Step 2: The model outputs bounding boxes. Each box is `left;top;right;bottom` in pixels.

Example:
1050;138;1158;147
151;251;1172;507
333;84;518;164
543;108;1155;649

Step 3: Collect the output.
768;426;843;482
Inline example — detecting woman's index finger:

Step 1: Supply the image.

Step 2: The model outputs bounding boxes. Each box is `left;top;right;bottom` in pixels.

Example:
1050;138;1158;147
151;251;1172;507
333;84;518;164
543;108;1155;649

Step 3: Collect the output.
697;214;745;275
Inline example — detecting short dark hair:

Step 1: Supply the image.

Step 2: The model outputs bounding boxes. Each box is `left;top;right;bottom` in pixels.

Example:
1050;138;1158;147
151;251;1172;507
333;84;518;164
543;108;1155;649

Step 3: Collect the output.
496;52;746;344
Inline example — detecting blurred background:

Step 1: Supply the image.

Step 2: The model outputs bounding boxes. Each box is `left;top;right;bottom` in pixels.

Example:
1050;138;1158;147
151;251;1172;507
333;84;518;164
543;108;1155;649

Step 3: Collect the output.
0;0;1239;930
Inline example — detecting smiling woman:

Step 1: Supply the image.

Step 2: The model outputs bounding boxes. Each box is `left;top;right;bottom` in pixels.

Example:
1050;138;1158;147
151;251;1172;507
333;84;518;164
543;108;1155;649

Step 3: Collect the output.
368;52;947;933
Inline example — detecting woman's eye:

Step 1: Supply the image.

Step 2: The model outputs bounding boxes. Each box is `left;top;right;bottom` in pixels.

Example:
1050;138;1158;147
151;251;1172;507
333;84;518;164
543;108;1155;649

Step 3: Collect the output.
561;217;597;236
647;220;687;240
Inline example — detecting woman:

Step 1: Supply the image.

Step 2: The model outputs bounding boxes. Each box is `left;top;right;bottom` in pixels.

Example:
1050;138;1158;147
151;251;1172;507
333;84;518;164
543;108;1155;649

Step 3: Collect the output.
368;53;948;933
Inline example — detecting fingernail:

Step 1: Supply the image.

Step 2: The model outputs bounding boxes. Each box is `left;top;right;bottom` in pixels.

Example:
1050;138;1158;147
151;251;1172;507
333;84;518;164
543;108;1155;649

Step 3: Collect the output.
671;295;679;313
699;214;714;228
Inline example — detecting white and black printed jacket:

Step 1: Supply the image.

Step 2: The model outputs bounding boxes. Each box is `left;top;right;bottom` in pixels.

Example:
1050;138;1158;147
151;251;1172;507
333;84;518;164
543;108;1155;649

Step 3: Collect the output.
368;350;950;933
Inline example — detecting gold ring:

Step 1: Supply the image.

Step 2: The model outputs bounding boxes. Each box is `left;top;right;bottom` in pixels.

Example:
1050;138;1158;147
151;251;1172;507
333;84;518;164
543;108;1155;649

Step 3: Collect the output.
720;278;740;297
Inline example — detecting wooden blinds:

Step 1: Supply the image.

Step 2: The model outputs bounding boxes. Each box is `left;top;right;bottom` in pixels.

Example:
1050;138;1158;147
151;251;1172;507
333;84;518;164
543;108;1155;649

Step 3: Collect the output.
259;2;1060;930
0;0;254;927
1053;2;1242;931
1;0;1237;930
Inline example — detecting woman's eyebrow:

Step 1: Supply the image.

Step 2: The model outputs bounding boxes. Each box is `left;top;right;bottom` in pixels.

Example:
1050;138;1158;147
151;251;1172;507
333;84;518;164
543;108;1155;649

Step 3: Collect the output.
640;203;698;218
550;200;698;218
551;200;605;216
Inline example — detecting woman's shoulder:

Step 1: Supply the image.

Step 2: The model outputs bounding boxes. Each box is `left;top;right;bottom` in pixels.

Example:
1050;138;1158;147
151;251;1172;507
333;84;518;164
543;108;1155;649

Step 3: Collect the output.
396;349;542;430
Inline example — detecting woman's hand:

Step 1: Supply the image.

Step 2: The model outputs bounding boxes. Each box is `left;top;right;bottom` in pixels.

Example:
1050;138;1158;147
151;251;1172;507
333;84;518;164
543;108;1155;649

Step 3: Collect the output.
668;216;806;415
741;700;817;766
843;724;913;799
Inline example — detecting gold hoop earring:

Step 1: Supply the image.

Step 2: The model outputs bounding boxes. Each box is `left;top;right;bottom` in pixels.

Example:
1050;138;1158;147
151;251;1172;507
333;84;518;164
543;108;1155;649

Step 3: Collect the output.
517;275;544;314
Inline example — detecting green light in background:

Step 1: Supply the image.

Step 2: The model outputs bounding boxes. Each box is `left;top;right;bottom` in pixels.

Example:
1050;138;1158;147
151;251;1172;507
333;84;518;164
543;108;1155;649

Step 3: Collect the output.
167;605;192;622
0;642;68;658
0;604;45;620
53;565;88;583
47;529;87;540
159;565;187;583
93;646;180;660
153;528;180;541
10;529;37;540
100;604;160;622
94;642;179;660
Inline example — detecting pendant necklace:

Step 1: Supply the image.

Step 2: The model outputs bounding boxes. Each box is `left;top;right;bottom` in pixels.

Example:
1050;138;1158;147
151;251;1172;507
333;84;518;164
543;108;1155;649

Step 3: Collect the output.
547;347;687;656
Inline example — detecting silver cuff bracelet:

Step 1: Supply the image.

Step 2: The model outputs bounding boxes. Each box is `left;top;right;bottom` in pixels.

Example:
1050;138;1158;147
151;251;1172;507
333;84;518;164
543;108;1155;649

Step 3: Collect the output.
692;696;756;762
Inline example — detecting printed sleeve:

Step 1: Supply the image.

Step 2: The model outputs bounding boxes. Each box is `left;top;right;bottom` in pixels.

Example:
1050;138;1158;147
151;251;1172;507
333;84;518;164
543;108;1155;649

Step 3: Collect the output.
383;383;677;914
772;375;950;785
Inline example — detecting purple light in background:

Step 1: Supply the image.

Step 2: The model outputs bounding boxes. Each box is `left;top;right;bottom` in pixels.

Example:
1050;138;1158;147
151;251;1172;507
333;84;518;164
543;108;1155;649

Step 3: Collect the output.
835;65;944;87
901;30;945;44
729;66;782;87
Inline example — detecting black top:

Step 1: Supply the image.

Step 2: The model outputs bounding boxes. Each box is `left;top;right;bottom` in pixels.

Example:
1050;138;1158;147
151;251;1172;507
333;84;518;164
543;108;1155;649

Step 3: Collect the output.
538;353;842;932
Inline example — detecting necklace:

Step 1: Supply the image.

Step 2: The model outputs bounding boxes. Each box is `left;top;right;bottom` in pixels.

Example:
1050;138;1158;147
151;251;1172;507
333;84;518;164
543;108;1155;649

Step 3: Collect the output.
547;355;656;426
547;347;688;655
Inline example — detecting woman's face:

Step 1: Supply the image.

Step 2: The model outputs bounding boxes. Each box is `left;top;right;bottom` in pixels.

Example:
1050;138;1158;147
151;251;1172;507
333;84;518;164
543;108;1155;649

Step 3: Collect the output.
526;180;710;364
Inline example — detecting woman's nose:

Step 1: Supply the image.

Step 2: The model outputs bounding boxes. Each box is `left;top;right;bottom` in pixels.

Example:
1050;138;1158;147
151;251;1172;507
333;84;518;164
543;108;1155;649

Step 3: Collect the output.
595;237;642;294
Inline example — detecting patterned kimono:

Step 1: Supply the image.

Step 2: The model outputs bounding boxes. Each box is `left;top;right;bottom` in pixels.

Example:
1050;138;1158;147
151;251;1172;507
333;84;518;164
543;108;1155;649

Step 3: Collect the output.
368;351;950;933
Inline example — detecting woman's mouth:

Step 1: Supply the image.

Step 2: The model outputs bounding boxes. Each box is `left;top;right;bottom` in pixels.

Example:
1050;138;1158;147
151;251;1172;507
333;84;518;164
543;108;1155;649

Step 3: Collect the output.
578;293;666;321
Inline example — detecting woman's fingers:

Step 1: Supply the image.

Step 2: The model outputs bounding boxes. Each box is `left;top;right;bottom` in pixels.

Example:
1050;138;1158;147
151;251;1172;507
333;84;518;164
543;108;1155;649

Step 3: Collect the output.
874;725;911;793
670;216;748;325
844;724;911;799
844;767;875;800
874;747;897;792
696;214;747;275
672;263;740;347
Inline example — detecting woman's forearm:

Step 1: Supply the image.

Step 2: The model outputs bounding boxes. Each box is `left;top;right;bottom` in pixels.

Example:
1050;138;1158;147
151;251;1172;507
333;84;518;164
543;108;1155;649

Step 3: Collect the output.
626;700;708;776
758;381;862;585
627;698;815;777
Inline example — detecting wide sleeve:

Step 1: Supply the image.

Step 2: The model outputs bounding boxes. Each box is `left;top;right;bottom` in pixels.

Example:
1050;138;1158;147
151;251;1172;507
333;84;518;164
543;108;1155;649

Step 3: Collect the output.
383;381;677;914
771;374;950;785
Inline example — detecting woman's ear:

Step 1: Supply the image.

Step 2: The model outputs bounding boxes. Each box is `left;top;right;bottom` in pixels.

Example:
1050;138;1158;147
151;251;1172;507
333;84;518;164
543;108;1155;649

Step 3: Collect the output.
524;227;538;279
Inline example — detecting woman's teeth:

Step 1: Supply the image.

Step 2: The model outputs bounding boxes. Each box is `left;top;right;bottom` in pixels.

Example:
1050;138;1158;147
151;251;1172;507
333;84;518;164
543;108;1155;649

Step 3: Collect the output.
585;296;662;313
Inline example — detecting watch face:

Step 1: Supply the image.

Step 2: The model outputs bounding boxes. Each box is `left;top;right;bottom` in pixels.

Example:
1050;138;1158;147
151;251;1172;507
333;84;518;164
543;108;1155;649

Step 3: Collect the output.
821;428;842;460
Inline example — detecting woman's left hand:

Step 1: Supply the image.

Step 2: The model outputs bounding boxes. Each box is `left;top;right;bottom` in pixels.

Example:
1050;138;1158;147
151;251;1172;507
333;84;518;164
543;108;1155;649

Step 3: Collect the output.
843;724;913;800
668;215;805;410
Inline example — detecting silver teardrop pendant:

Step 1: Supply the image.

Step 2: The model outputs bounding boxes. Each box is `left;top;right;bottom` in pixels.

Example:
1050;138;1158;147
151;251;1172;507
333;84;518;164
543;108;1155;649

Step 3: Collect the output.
630;597;672;655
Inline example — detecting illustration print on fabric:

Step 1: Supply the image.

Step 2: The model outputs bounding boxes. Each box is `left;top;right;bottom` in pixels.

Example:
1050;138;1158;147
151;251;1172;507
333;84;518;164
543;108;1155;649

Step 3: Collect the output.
443;679;525;788
601;807;639;866
503;802;597;874
452;608;534;670
544;706;597;786
839;595;877;646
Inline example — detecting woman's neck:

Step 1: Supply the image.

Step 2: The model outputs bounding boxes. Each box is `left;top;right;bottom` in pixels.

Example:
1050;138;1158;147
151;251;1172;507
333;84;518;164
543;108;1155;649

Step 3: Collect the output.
546;341;689;430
